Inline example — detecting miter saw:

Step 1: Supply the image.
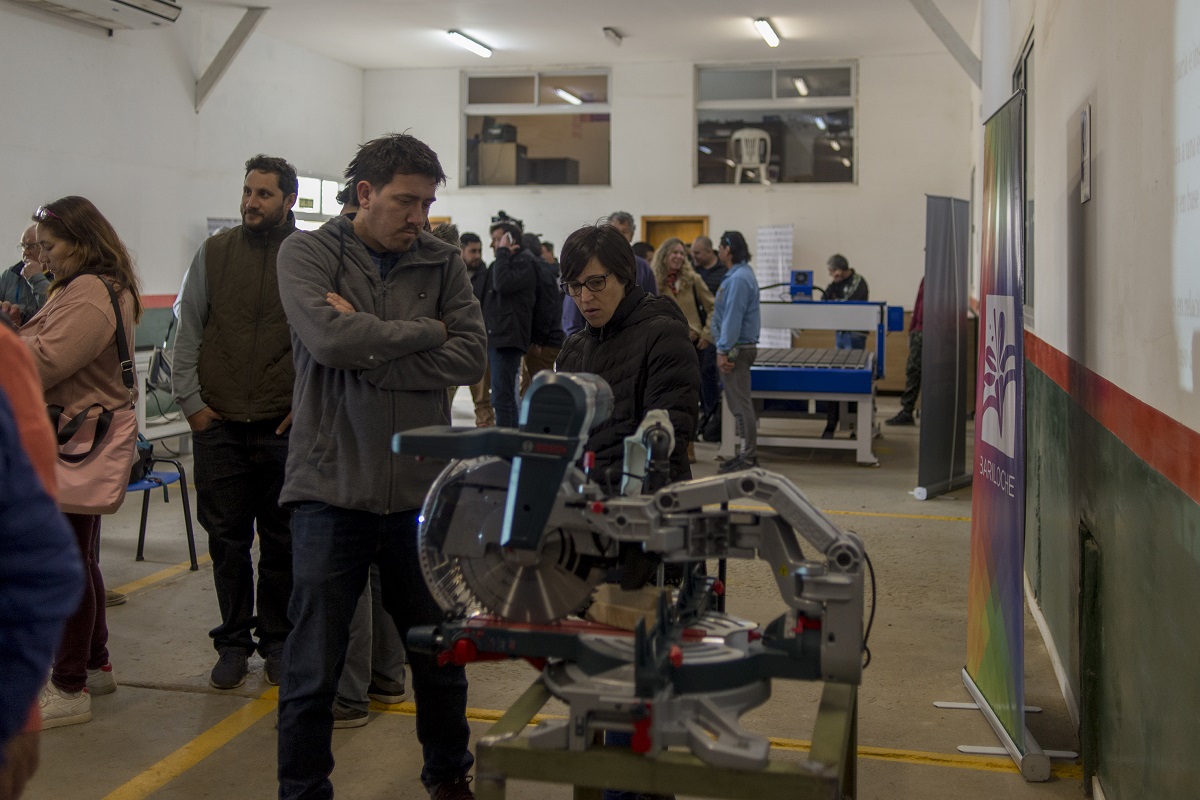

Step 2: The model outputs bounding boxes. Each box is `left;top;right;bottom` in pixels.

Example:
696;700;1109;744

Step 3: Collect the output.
394;372;868;771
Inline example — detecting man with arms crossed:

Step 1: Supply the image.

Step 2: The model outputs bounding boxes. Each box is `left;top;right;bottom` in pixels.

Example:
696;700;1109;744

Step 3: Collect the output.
275;133;486;800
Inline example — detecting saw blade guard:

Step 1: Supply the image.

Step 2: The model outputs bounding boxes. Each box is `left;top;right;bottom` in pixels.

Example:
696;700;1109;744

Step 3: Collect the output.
417;455;614;623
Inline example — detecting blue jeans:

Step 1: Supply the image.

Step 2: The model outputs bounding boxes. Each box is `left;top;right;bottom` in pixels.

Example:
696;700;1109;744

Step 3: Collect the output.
277;505;472;799
489;346;524;428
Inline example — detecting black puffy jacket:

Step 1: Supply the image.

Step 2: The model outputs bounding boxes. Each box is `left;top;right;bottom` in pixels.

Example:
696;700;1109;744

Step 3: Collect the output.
556;287;700;492
478;247;538;351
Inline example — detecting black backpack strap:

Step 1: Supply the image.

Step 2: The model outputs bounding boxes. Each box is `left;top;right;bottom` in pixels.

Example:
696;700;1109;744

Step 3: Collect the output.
97;276;135;403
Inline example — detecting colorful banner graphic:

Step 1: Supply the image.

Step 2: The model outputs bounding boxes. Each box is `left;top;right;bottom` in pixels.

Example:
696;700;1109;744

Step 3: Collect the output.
967;91;1027;751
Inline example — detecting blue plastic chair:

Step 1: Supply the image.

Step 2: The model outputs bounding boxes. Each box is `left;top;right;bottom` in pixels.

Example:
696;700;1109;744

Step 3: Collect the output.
129;457;198;571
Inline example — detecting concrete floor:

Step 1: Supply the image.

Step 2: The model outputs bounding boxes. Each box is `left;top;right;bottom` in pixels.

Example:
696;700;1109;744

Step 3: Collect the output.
24;395;1084;800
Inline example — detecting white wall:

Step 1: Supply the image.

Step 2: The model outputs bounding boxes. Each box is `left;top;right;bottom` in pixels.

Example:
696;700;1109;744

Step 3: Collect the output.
0;3;363;296
364;52;974;308
995;0;1199;430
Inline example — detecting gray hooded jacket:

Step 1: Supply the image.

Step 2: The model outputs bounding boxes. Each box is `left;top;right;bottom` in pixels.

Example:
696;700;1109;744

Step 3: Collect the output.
277;216;486;514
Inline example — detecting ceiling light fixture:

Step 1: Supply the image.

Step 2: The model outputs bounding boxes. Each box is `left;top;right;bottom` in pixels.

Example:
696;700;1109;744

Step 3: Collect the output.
814;116;827;131
554;87;583;105
699;145;713;155
447;30;492;58
603;26;623;46
841;157;852;168
829;139;841;152
753;18;780;48
793;77;810;96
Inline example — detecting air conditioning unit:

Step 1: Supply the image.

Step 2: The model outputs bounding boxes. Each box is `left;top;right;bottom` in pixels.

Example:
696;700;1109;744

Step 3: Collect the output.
14;0;181;30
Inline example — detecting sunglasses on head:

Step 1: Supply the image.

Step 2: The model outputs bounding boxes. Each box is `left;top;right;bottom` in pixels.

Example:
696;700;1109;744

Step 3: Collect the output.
34;205;61;222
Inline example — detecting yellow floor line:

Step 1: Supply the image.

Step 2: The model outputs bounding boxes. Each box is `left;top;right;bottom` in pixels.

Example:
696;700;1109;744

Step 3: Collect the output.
111;554;211;596
101;687;278;800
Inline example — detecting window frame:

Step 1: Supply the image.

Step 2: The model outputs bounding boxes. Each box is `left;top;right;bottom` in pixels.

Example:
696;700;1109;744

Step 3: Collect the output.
462;69;612;189
694;61;859;187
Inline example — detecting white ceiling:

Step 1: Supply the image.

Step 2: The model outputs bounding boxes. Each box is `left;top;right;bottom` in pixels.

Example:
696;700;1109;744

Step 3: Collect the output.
186;0;981;71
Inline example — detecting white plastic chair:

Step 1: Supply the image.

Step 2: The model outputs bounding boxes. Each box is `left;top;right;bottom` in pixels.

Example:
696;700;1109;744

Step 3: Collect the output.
729;128;771;184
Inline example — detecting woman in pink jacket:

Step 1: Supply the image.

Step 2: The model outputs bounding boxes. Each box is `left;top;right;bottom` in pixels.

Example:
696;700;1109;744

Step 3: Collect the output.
15;196;142;730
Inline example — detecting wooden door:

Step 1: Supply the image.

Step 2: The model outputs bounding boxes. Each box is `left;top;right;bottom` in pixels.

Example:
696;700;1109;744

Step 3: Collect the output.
642;216;708;249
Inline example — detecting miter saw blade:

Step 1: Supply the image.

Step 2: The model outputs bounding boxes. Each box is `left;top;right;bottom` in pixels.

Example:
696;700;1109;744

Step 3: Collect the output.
417;456;613;624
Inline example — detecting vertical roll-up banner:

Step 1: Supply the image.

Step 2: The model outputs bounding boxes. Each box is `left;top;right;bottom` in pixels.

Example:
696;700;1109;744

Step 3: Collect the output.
965;90;1049;781
918;195;971;498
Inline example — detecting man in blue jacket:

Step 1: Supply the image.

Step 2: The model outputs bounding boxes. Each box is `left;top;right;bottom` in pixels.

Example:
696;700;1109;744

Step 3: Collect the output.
710;231;761;472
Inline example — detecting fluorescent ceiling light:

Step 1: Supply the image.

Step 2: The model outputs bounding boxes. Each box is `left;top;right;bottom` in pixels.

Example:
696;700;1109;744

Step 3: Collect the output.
754;18;780;48
841;157;852;168
814;116;827;131
447;30;492;58
698;145;713;155
793;77;810;96
554;87;583;105
829;139;841;152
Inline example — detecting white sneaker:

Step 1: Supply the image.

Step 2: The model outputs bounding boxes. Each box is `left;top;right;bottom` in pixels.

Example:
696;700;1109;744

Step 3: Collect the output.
39;683;91;729
86;663;117;696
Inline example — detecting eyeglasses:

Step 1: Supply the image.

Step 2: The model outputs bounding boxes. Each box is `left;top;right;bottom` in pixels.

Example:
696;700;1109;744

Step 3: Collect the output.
34;205;61;222
560;271;613;297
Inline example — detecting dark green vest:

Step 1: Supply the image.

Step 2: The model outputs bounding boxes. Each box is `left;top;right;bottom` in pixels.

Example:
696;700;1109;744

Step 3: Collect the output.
197;215;295;421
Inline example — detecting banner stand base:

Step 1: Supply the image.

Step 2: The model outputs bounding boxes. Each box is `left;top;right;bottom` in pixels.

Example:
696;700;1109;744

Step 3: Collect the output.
959;667;1052;781
914;472;972;500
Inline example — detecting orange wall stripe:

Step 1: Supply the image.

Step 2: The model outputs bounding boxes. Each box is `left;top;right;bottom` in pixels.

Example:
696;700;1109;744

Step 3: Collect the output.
1025;331;1200;506
143;294;176;309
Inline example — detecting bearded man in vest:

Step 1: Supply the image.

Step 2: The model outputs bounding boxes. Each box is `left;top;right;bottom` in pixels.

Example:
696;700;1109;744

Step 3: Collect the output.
173;154;298;690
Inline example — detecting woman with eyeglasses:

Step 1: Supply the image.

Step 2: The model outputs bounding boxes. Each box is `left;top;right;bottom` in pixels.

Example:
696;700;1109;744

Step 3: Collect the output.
555;223;699;493
554;222;699;800
16;197;143;730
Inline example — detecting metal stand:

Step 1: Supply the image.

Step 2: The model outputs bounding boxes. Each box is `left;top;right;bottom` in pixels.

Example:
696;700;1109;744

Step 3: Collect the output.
476;677;858;800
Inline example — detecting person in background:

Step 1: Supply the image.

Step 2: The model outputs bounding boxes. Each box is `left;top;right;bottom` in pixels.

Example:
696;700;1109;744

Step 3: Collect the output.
0;225;50;324
710;231;760;472
689;235;727;295
887;277;923;426
16;196;143;728
459;232;493;427
173;155;298;691
275;132;484;800
540;240;558;270
688;235;727;441
651;237;713;462
0;323;83;798
562;212;657;337
821;253;870;438
480;215;537;428
519;231;565;397
632;241;654;264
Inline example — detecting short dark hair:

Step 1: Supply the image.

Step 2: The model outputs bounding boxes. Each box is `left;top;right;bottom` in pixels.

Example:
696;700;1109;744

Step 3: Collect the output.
245;154;299;197
489;219;522;241
560;224;636;292
541;240;554;254
334;183;354;207
343;133;447;191
719;230;750;264
460;232;481;246
827;253;850;272
632;241;654;260
521;232;542;255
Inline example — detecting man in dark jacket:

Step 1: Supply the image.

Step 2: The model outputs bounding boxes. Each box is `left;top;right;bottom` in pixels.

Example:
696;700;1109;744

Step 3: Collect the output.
173;155;298;691
480;216;536;428
821;253;870;437
460;232;494;426
0;225;49;324
275;133;485;800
